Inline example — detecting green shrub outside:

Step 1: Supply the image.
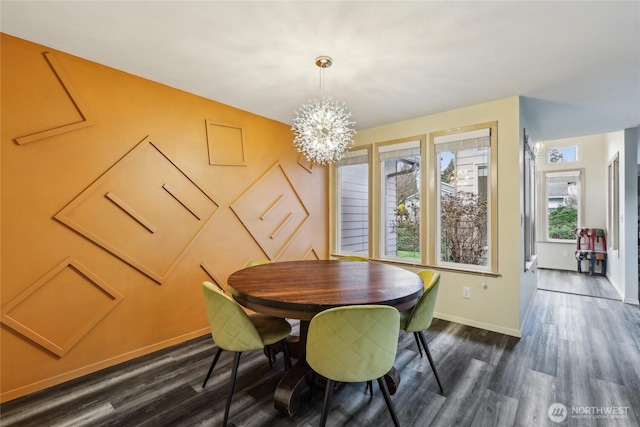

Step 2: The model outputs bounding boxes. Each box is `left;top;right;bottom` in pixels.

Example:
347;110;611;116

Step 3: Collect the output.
548;206;577;240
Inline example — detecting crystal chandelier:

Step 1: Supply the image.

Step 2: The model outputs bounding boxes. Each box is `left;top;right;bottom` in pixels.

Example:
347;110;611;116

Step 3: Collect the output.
292;56;356;165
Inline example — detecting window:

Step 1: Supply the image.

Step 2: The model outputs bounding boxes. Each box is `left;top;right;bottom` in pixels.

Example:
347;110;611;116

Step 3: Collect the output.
608;154;619;252
542;169;583;241
547;146;577;163
331;122;498;275
335;149;369;255
378;140;421;261
430;123;497;272
523;131;537;268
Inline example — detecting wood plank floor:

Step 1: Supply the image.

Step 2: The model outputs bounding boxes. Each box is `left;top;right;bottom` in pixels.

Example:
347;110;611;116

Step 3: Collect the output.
537;268;621;300
2;285;639;426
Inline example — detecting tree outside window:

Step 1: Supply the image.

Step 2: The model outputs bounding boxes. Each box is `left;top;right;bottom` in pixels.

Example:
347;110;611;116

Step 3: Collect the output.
547;146;577;163
390;162;420;259
438;151;488;266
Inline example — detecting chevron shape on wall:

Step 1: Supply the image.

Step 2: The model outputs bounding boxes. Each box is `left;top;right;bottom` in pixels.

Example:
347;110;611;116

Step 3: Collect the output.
15;52;94;145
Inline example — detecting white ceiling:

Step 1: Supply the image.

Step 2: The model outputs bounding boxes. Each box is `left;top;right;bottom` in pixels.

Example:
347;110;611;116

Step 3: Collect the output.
2;1;639;141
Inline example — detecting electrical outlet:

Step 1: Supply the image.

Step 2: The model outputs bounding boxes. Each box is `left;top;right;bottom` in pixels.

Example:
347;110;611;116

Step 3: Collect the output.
463;287;471;299
563;250;568;257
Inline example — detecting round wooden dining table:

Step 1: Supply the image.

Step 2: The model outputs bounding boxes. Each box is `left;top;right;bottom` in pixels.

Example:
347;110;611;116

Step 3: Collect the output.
227;259;423;416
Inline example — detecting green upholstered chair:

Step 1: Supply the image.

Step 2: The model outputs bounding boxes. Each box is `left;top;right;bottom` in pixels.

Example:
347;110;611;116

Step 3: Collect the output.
400;270;443;393
335;255;369;262
336;254;378;394
248;259;272;267
246;259;289;368
307;305;401;427
201;281;292;426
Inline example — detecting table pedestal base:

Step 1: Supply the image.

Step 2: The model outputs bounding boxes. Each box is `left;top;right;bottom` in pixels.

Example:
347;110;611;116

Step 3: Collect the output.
274;359;312;416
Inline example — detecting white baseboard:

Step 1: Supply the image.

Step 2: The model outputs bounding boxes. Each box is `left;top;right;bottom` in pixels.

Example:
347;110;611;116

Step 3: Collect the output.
624;297;639;305
433;312;521;338
606;275;626;301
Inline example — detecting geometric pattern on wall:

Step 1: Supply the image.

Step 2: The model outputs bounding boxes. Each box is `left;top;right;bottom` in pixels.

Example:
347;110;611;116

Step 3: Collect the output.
230;162;310;260
303;246;320;260
0;257;123;357
55;137;219;284
298;153;314;173
205;119;246;166
200;261;226;291
15;52;94;145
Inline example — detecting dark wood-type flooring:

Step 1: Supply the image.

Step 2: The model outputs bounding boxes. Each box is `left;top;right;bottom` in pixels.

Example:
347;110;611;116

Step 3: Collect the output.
2;275;639;426
537;268;621;301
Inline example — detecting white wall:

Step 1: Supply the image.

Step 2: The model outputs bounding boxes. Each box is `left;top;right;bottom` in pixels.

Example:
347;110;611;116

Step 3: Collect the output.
622;128;638;304
607;128;639;304
606;131;626;295
537;133;609;270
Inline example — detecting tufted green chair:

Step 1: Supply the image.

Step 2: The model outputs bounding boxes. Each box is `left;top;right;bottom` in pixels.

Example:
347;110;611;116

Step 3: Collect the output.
248;259;272;267
307;305;401;427
335;255;369;262
400;270;443;393
246;259;291;368
201;281;292;426
336;254;379;394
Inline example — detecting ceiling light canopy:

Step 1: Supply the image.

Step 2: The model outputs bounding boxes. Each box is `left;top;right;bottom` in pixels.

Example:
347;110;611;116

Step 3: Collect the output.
292;56;356;165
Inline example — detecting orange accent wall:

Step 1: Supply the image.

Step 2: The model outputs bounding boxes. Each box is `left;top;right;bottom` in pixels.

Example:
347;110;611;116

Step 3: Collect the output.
0;33;328;403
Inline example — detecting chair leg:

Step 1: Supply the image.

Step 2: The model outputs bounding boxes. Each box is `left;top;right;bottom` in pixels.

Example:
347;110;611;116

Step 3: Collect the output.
377;377;400;427
266;345;273;369
202;347;223;388
223;352;242;427
281;338;292;371
418;331;444;394
364;380;373;396
413;332;423;357
319;378;335;427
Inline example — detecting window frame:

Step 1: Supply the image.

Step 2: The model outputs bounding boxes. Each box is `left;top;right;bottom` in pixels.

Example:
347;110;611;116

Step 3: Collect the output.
546;145;578;164
428;121;498;274
539;168;584;243
331;121;499;276
333;146;372;257
375;137;424;263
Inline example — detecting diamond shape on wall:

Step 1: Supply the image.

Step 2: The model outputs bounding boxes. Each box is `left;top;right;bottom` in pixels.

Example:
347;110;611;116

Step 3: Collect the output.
206;120;246;166
230;163;310;260
0;257;123;357
55;137;219;283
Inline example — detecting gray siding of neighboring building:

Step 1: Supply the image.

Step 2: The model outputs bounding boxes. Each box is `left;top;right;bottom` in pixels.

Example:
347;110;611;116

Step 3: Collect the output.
339;163;369;253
